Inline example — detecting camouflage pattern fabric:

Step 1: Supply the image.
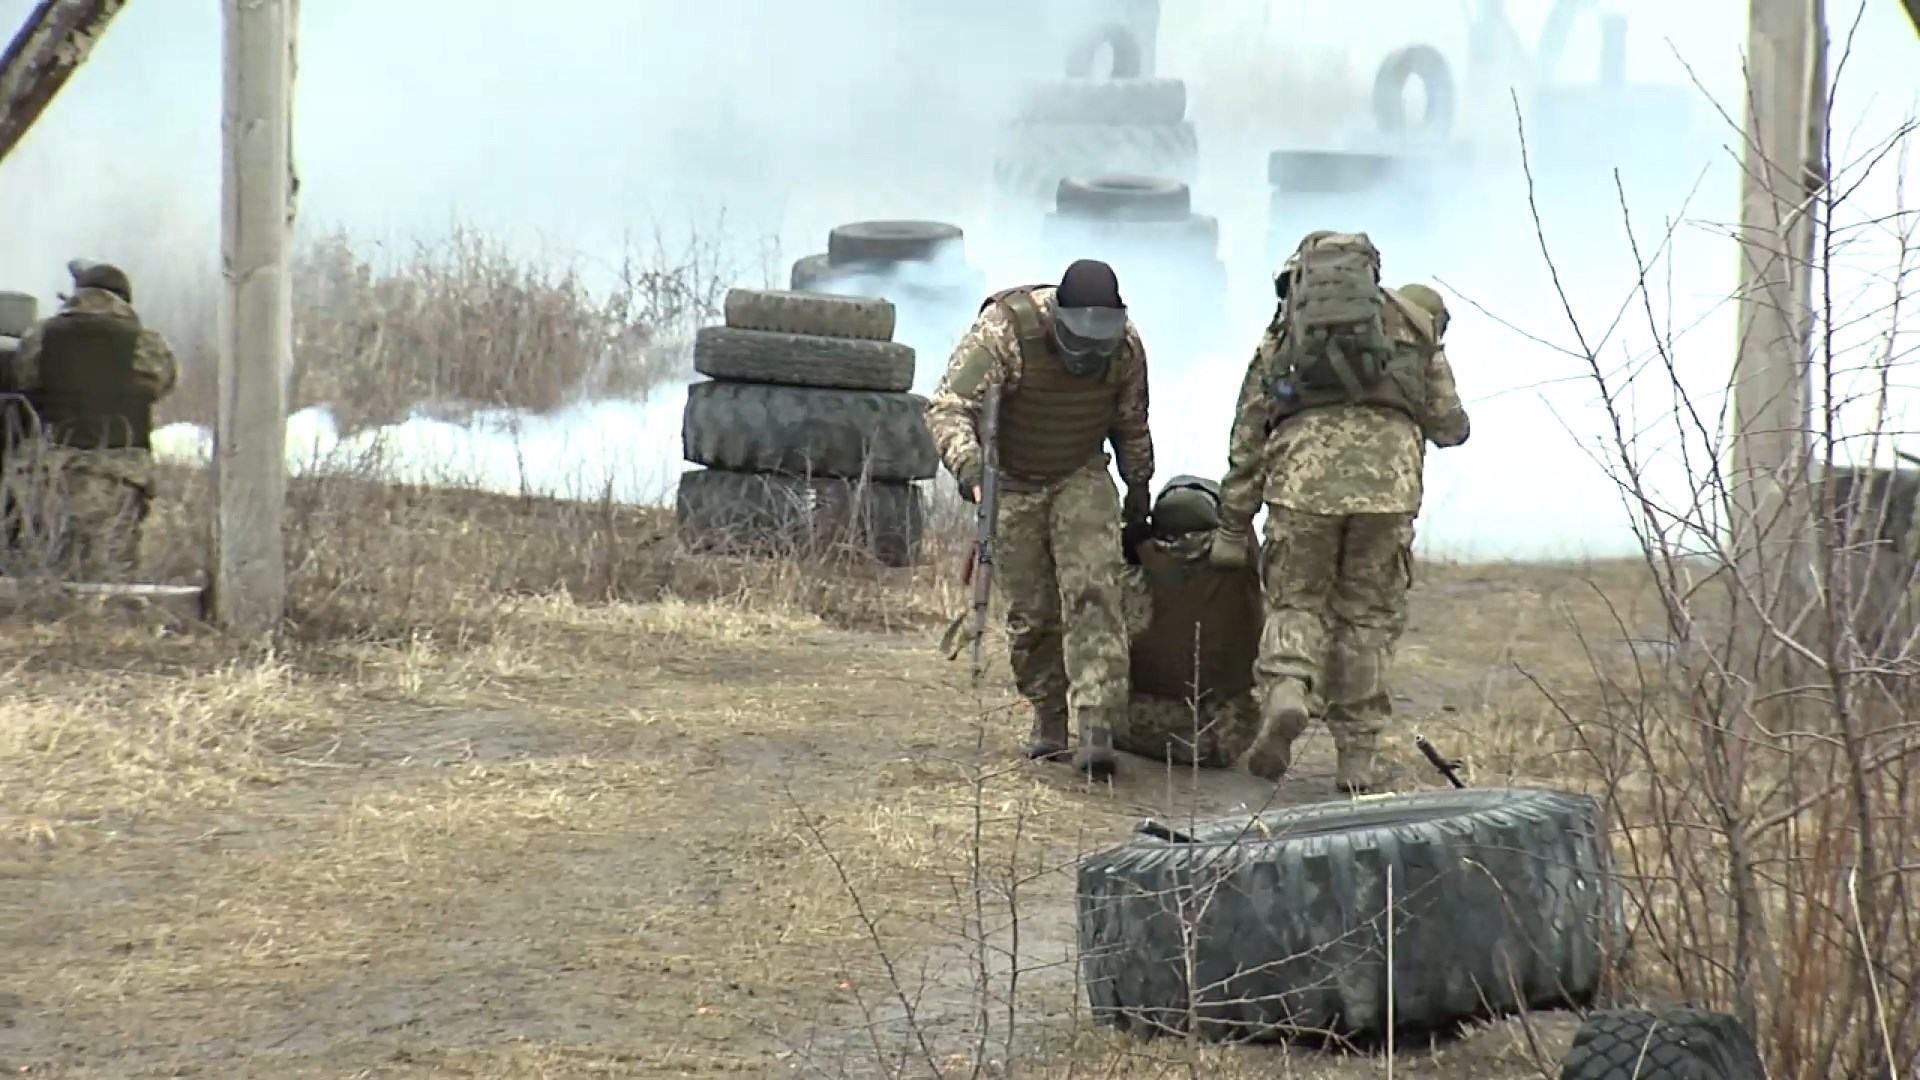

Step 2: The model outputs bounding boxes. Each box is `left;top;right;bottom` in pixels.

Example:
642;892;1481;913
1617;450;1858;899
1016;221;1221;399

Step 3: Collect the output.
1217;299;1468;523
3;444;153;579
1116;527;1263;767
924;284;1154;495
3;287;179;399
1118;690;1261;768
993;455;1131;732
1;287;175;579
1256;508;1415;752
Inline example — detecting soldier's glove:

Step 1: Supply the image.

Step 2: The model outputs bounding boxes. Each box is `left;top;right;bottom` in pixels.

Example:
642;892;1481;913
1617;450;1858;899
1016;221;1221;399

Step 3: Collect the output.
1120;484;1152;565
1208;523;1252;569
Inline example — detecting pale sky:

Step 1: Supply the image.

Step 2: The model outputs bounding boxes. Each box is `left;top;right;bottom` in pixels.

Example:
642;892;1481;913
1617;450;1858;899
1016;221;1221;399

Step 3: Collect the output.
2;1;1915;559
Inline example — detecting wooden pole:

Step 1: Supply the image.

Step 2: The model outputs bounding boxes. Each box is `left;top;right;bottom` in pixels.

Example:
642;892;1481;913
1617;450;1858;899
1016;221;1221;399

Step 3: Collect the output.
0;0;126;168
1727;0;1824;686
211;0;296;636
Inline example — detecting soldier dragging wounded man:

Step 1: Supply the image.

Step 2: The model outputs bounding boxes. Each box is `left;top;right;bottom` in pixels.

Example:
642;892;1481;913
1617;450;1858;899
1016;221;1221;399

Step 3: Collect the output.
928;230;1468;793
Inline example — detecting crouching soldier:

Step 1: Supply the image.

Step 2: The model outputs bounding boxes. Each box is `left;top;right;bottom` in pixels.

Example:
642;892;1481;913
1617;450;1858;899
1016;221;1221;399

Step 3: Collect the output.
1115;476;1296;778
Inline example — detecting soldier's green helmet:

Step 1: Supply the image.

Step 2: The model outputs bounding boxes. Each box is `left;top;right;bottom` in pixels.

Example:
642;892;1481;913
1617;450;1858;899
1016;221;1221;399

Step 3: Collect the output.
1397;282;1448;337
1151;475;1221;539
67;258;132;302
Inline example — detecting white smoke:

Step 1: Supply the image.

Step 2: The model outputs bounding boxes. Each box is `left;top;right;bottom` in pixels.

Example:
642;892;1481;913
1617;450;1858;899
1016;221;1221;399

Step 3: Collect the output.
3;0;1915;560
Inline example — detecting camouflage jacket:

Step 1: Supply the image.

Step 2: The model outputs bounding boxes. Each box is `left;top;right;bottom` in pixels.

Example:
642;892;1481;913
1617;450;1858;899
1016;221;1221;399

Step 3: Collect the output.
2;288;180;404
923;285;1154;492
1217;294;1469;523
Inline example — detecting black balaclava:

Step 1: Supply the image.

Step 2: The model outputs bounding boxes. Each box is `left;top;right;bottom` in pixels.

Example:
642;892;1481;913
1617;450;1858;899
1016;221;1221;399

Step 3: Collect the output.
1051;258;1126;377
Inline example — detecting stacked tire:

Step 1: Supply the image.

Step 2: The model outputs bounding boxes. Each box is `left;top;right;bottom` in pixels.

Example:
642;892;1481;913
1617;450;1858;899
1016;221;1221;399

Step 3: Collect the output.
990;23;1197;211
790;220;986;369
676;288;937;568
1039;174;1229;353
0;290;34;361
1267;43;1460;265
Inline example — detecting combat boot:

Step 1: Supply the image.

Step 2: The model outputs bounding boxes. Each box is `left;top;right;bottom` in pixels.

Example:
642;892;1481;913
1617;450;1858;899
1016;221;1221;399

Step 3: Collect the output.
1072;721;1117;781
1334;737;1381;795
1244;678;1310;781
1024;706;1070;762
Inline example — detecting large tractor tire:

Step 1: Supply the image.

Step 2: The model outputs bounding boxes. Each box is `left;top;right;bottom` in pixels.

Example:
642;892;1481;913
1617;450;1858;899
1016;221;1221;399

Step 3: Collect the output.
993;121;1199;205
1078;787;1624;1042
1372;44;1456;140
1013;77;1186;126
1559;1006;1765;1079
826;221;966;267
692;327;914;393
674;467;926;568
1055;174;1191;221
680;380;936;482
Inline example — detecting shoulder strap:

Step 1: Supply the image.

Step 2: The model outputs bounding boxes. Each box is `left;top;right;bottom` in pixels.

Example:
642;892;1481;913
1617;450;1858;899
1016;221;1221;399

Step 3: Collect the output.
982;285;1055;368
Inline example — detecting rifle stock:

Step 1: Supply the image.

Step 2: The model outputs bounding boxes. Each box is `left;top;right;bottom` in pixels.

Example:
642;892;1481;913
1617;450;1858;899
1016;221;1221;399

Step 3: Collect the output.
968;382;1003;681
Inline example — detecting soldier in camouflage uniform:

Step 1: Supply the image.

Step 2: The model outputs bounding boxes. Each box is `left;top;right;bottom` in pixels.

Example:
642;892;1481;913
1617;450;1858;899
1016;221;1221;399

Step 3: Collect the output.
1115;475;1279;775
926;259;1154;779
1212;232;1470;793
0;260;178;580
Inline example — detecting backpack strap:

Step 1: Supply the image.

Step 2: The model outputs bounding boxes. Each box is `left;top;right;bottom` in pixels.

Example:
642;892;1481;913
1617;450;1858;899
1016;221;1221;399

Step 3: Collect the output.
983;284;1083;379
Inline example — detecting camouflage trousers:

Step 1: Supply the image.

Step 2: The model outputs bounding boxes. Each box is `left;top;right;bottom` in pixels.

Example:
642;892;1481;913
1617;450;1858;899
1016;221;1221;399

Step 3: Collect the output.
995;457;1130;729
1255;507;1415;751
1;450;152;580
1116;690;1261;769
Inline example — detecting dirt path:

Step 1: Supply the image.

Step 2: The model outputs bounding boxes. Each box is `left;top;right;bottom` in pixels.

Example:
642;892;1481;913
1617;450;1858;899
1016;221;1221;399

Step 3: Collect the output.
1;563;1648;1077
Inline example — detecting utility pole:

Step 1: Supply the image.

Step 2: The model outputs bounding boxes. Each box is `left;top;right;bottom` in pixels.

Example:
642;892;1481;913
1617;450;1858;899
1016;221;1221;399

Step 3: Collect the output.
210;0;297;636
1727;0;1824;688
0;0;126;168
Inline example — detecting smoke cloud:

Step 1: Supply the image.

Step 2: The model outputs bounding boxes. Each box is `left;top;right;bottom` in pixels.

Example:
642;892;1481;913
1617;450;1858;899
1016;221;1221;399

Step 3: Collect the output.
1;0;1914;560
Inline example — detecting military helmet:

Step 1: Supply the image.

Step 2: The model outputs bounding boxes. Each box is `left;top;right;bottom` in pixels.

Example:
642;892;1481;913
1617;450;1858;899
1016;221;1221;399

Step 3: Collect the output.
1396;282;1449;337
1151;474;1221;539
67;258;132;302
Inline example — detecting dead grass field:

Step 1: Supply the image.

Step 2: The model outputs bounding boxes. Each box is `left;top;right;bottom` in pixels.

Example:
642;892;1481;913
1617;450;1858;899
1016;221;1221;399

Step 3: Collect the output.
0;463;1685;1079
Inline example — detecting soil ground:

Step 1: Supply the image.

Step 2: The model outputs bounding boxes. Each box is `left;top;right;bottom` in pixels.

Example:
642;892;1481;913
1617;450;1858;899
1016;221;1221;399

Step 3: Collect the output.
0;485;1676;1078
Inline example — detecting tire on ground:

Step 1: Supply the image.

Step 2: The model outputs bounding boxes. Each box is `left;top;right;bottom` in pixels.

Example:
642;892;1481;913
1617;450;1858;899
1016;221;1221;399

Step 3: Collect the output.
827;221;965;267
1372;44;1456;139
1055;174;1190;221
723;287;896;341
681;380;937;482
1064;23;1144;79
0;291;36;338
674;467;926;568
692;327;914;393
1558;1006;1765;1079
1077;787;1623;1041
1014;77;1186;126
993;121;1199;203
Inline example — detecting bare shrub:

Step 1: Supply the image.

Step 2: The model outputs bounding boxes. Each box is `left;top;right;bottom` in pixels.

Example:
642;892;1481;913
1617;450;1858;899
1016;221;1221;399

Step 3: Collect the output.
1492;39;1920;1077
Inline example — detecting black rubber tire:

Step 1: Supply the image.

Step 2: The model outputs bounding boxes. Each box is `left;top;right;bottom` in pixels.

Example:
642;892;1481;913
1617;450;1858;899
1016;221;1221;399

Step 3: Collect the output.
1055;174;1190;221
1065;23;1144;79
993;121;1199;203
789;253;836;293
1267;148;1404;194
691;326;914;393
674;467;926;568
1013;77;1186;126
791;253;986;312
1372;44;1456;139
826;221;965;267
722;287;895;342
680;379;937;482
1558;1006;1765;1079
0;291;36;338
1042;211;1218;256
1077;787;1621;1042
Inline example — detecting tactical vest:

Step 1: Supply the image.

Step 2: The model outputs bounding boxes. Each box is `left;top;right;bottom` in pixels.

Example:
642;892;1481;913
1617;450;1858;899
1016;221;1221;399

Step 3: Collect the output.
1128;537;1262;701
984;286;1123;486
24;310;153;451
1268;287;1433;426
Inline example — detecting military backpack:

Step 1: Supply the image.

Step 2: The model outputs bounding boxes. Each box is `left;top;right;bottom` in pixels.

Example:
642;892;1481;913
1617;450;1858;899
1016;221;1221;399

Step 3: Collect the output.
1274;231;1397;401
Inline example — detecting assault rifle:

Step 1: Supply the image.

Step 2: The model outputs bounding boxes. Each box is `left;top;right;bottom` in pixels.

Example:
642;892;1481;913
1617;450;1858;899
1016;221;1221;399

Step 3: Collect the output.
966;381;1004;682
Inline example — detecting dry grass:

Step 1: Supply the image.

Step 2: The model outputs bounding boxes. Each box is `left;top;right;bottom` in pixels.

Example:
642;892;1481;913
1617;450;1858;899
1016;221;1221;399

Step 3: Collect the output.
4;218;1911;1077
